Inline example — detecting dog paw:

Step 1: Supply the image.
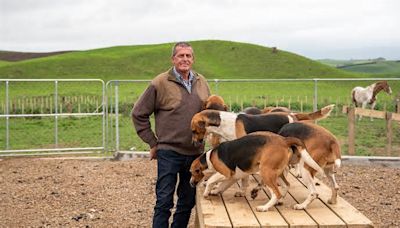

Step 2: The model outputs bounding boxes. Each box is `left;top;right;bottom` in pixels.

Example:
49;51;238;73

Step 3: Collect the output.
234;191;245;197
210;189;220;195
250;189;259;199
256;206;269;212
203;191;211;199
293;204;306;210
328;199;337;204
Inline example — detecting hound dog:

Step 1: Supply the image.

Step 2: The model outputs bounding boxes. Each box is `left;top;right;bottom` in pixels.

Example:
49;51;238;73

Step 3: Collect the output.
275;121;342;209
203;95;228;148
189;131;325;212
191;104;334;146
203;94;228;111
262;106;291;113
242;106;291;115
191;105;333;194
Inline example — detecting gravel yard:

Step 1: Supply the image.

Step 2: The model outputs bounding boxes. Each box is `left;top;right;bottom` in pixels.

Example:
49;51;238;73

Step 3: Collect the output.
1;157;399;227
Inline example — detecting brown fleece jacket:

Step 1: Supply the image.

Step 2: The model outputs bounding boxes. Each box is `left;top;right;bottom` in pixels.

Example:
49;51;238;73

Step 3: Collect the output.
131;68;210;156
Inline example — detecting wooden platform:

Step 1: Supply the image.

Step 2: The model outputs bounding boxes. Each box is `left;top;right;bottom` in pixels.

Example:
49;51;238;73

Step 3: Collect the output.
195;172;373;227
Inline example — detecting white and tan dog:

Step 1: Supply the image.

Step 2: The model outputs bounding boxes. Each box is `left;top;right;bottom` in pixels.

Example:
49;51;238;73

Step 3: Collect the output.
202;95;228;148
189;131;325;212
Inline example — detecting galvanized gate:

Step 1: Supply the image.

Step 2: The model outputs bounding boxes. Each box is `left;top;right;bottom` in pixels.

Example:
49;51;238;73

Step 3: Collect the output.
0;79;105;156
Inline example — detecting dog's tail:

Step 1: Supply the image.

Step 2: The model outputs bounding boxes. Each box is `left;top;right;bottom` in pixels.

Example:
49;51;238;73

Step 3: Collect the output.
285;137;325;177
293;104;335;121
331;141;342;171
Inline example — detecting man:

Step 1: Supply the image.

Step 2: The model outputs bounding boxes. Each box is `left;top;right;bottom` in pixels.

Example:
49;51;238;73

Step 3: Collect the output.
132;42;210;228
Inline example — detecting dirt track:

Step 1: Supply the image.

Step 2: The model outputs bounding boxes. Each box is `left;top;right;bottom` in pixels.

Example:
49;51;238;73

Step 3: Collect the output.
1;157;399;227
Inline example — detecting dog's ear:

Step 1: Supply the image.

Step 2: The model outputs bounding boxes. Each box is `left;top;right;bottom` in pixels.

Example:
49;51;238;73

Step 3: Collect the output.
198;120;206;129
202;101;208;110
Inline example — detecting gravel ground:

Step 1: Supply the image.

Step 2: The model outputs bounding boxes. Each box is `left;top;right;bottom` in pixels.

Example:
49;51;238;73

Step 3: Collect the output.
1;157;399;227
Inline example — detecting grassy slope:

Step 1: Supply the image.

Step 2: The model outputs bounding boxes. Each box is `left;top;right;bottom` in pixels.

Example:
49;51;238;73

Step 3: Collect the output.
339;61;400;75
0;60;11;67
318;59;400;76
0;40;359;80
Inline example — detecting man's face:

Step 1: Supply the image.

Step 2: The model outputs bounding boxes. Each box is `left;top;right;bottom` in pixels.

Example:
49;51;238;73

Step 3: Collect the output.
171;46;194;76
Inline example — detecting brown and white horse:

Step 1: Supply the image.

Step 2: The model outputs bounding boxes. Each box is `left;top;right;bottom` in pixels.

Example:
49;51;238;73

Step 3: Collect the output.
351;80;392;120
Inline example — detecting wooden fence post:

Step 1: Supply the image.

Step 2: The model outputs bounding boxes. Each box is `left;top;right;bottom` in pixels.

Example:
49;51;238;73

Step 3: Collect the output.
348;107;356;155
386;112;392;156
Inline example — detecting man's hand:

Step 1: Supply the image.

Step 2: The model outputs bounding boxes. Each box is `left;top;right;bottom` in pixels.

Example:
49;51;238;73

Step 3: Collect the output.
149;147;157;160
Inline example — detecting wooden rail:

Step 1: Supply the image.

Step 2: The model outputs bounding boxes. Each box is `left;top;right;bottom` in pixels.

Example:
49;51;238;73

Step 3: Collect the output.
343;106;400;156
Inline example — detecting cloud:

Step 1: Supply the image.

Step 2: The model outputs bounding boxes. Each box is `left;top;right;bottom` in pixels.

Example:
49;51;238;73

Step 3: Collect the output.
1;0;399;59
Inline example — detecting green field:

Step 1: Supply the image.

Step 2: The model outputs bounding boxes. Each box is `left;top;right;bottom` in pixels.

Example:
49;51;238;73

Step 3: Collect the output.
0;40;399;156
318;58;400;76
0;40;360;80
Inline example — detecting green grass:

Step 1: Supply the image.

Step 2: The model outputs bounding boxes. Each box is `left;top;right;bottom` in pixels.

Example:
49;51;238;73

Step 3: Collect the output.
339;61;400;75
0;117;103;150
318;59;400;76
0;40;360;80
3;114;397;156
0;60;11;67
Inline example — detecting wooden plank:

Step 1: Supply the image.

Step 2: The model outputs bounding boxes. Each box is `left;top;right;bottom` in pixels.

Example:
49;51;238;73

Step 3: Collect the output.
221;181;260;227
348;107;356;155
292;171;374;227
391;112;400;121
286;173;346;227
246;175;288;228
354;107;386;119
386;112;393;155
196;183;232;228
253;175;317;228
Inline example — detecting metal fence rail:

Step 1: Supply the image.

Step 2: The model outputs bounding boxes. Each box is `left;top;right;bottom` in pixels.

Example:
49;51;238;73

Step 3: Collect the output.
1;78;399;156
0;79;105;156
106;78;400;156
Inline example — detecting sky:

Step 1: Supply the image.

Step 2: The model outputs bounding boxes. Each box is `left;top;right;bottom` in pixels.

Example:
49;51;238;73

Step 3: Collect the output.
1;0;400;60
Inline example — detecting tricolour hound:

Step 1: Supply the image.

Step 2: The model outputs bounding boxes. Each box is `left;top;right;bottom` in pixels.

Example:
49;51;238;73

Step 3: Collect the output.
189;131;325;212
275;121;342;209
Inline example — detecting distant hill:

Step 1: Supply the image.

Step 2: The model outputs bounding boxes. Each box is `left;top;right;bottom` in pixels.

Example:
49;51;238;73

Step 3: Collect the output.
0;40;361;80
0;50;73;62
318;58;400;76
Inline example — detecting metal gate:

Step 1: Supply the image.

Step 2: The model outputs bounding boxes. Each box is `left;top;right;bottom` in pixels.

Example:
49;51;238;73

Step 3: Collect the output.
0;79;105;156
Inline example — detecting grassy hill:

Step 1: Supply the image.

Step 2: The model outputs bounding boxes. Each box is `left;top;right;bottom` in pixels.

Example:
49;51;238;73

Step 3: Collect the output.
338;60;400;75
318;58;400;76
0;40;360;80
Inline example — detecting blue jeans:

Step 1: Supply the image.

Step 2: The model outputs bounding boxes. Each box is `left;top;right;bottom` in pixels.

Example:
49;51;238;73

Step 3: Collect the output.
153;149;198;228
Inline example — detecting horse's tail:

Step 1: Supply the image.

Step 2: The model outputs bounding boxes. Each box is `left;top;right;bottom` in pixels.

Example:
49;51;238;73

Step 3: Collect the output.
351;90;358;107
294;104;334;121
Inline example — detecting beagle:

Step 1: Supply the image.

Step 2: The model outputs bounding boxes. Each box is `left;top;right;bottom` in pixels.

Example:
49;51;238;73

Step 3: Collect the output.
191;104;335;146
202;95;228;148
276;121;342;209
189;131;325;212
262;106;291;113
242;106;291;115
203;94;228;111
